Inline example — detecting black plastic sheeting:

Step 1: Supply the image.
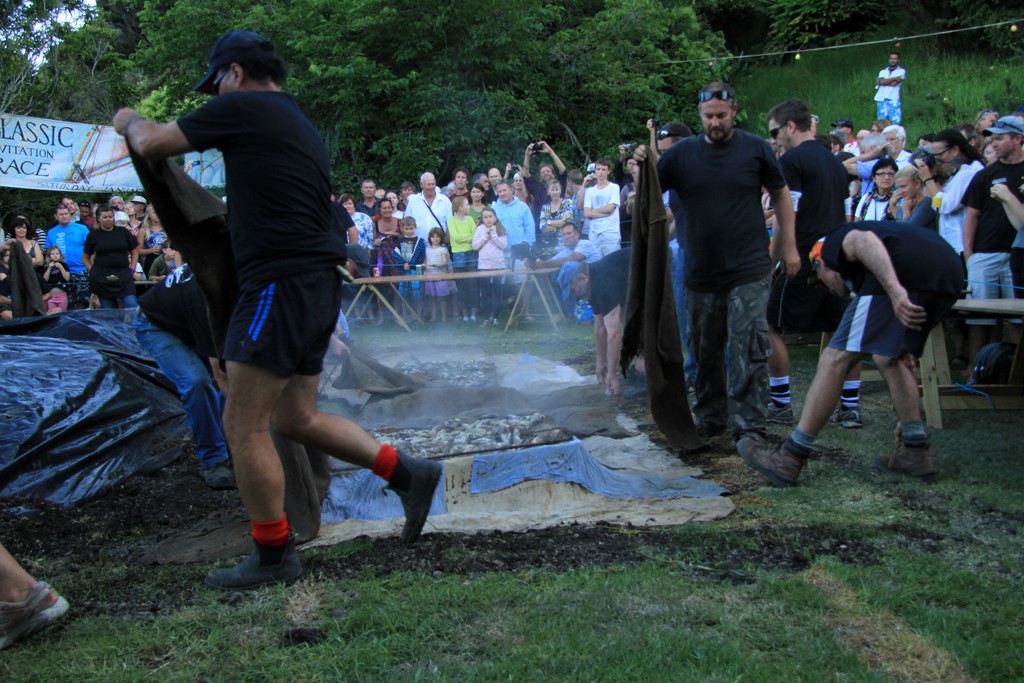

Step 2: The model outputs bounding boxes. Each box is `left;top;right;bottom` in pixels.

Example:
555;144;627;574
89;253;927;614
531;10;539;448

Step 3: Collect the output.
0;311;188;508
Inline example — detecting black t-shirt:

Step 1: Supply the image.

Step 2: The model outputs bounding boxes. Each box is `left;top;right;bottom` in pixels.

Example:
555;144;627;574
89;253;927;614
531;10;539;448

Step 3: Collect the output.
964;159;1024;253
779;139;848;255
177;91;345;286
823;221;963;297
588;248;631;315
138;265;217;358
657;130;786;292
83;226;136;269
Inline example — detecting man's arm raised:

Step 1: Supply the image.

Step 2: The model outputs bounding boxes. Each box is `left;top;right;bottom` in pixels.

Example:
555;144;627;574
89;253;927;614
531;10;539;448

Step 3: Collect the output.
113;108;194;160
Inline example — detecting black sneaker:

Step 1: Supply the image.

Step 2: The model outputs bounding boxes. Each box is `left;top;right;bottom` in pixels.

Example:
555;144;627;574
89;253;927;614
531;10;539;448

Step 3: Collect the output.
389;452;442;543
766;402;794;424
204;535;303;590
201;464;236;490
829;406;863;429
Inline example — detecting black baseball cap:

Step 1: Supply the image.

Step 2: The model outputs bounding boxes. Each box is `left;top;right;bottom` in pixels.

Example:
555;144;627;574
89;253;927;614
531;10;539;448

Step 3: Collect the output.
832;118;854;128
194;31;276;94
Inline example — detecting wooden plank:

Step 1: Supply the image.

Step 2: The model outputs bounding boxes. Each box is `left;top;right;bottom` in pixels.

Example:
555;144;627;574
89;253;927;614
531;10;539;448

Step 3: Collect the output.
919;330;945;428
938;395;1024;410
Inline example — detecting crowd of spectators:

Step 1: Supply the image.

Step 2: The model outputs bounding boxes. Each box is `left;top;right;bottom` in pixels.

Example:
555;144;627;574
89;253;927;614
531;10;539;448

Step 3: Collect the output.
2;106;1022;376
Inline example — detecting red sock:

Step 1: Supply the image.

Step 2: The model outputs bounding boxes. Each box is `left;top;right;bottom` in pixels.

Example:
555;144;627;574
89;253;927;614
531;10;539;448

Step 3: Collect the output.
372;444;398;481
251;513;290;546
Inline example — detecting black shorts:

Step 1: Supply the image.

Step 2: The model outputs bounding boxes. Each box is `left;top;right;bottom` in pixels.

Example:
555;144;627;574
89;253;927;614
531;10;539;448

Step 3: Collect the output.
829;290;956;359
766;266;848;334
224;269;342;377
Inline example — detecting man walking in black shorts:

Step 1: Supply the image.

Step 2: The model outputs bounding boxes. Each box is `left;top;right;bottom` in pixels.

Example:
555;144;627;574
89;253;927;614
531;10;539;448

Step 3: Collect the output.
114;31;441;589
764;99;863;428
740;221;964;486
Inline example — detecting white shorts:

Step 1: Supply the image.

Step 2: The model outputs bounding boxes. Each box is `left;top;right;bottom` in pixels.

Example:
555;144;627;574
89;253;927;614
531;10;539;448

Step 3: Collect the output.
590;231;621;258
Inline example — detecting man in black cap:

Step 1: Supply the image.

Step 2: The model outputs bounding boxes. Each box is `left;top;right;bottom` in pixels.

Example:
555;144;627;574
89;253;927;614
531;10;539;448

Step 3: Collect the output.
113;30;441;589
832;117;858;154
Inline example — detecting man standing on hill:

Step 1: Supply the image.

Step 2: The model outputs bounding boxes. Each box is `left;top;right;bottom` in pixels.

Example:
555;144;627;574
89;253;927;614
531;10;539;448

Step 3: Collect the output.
113;30;441;590
874;52;905;125
636;81;797;454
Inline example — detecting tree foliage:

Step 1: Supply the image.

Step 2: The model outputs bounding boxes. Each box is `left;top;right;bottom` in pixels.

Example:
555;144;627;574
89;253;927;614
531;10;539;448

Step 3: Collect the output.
120;0;727;189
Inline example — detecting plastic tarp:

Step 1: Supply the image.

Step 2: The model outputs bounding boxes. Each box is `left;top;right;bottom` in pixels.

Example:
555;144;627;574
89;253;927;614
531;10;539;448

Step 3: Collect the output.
319;438;724;525
0;311;188;507
470;438;727;498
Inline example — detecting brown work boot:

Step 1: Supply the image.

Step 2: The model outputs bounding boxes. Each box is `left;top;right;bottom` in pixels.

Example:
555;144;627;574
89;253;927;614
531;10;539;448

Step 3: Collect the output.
737;437;804;487
875;440;936;483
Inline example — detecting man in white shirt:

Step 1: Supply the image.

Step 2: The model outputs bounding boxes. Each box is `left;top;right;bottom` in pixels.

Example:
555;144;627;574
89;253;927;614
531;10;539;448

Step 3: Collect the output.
403;172;452;240
581;159;621;257
874;52;906;125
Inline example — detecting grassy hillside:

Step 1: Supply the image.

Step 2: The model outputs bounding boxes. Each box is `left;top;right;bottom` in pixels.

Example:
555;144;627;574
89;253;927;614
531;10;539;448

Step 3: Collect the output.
728;33;1023;140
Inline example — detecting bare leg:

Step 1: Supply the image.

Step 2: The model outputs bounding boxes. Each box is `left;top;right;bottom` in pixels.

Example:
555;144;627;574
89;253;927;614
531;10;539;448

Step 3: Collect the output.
271;374;380;467
0;544;36;603
874;354;921;422
767;327;789;378
222;362;291;522
796;347;861;436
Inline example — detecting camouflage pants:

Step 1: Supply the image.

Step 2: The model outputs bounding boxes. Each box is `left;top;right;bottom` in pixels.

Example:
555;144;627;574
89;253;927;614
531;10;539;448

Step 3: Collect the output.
685;275;770;440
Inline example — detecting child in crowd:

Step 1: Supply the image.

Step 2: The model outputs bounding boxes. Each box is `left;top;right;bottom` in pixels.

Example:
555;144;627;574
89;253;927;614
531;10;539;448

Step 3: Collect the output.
394;216;426;316
448;196;479;322
472;206;508;327
43;246;70;314
423;227;450;322
147;243;181;280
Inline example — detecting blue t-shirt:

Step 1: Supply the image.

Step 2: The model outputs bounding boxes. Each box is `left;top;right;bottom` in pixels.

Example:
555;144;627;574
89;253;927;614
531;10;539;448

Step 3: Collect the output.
45;223;91;273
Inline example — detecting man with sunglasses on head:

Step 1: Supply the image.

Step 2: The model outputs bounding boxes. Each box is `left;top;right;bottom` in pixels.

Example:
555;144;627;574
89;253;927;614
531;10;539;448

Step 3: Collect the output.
112;31;441;590
634;82;797;457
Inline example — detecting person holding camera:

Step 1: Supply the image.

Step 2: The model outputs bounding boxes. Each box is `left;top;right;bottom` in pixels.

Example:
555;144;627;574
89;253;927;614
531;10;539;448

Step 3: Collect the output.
914;129;985;255
522;141;568;224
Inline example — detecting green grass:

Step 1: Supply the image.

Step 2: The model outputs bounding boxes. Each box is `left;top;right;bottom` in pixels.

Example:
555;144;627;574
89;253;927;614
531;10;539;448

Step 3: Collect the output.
733;31;1024;140
2;318;1022;681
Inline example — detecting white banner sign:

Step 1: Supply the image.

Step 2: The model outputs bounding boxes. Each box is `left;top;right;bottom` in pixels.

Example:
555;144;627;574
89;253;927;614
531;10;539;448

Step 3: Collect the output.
1;113;225;193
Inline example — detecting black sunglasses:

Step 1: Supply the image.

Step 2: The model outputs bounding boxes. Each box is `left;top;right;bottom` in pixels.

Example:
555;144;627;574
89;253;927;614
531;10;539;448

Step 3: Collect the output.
698;89;735;104
769;126;781;139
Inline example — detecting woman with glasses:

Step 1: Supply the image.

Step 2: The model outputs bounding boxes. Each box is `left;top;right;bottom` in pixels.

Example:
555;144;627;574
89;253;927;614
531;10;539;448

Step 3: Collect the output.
855;159;898;221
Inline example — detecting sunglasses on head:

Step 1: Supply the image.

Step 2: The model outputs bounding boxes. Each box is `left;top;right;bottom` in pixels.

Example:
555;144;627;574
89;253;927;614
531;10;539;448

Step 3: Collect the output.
698;89;734;104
